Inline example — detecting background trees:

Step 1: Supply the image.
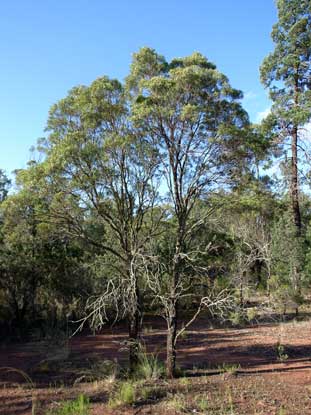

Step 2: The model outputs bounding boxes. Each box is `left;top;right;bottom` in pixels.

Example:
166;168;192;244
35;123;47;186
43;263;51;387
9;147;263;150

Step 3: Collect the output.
0;172;89;338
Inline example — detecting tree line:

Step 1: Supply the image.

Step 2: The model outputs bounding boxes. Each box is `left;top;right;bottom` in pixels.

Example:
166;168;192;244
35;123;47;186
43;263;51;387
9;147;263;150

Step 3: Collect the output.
1;0;311;378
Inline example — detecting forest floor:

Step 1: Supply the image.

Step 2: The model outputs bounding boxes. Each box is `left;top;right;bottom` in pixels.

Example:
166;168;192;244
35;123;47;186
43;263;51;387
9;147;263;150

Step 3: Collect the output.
1;316;311;415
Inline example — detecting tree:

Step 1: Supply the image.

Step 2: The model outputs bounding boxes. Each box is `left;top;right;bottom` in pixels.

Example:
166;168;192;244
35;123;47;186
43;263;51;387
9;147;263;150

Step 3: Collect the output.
260;0;311;234
31;76;160;369
128;47;252;377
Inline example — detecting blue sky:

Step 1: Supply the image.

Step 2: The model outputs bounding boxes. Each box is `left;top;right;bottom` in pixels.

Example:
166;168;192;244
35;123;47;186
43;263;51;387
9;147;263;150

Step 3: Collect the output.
0;0;276;175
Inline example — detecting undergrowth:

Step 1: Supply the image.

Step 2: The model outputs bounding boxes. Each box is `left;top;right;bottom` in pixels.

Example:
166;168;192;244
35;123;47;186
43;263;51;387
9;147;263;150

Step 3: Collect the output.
46;395;90;415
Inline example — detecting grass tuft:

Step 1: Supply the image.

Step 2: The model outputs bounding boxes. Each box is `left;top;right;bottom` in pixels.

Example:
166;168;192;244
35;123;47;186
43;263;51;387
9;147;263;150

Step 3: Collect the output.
46;395;90;415
108;381;136;408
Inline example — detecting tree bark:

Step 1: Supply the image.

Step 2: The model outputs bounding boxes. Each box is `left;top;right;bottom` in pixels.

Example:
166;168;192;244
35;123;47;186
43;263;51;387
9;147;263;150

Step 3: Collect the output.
128;309;140;372
127;258;142;373
166;228;182;378
166;304;177;378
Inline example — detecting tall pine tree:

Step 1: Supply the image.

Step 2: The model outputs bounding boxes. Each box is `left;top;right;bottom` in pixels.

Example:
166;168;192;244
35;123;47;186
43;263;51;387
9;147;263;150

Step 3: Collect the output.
260;0;311;234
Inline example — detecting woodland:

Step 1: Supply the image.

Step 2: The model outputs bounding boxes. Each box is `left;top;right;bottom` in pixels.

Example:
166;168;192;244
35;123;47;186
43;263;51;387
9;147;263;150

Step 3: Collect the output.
1;1;311;414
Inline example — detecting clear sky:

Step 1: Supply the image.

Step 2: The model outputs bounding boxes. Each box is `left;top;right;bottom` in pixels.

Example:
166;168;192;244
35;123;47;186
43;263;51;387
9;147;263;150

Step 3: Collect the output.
0;0;277;175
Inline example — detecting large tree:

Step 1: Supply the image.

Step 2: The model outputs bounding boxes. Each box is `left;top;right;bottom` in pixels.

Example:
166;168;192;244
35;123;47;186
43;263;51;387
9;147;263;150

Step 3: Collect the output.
128;48;252;377
31;76;160;369
260;0;311;234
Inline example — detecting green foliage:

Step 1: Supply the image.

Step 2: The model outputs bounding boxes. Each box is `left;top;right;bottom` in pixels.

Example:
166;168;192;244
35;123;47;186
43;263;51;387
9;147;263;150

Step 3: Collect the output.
246;307;257;323
134;349;165;380
164;394;186;412
276;340;289;362
46;395;89;415
194;395;210;412
0;182;90;335
218;363;240;376
228;310;245;326
108;381;136;408
270;212;306;311
2;36;311;384
260;0;311;127
0;169;10;203
260;0;311;237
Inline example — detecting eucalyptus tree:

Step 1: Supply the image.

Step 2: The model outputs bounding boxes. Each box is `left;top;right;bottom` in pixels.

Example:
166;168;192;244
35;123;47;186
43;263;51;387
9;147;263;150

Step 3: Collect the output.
260;0;311;234
34;76;160;369
128;47;252;377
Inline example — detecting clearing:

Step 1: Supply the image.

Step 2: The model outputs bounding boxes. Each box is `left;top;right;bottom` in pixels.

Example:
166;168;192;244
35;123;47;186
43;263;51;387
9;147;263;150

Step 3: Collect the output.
1;317;311;414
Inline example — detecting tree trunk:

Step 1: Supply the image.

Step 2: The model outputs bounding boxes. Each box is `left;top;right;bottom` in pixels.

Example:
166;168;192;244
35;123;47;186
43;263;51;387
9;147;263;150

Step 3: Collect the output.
127;259;142;373
128;310;140;372
165;226;183;378
291;126;302;298
253;259;262;288
166;305;177;378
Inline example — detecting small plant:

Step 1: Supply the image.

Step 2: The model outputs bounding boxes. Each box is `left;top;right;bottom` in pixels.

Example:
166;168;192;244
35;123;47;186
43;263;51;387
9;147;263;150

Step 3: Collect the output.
218;363;240;377
74;358;118;384
246;307;257;322
276;340;288;362
164;393;186;412
225;389;235;414
228;310;245;326
138;385;165;402
194;394;210;412
46;395;90;415
108;381;136;408
179;376;191;389
134;349;165;380
139;386;154;401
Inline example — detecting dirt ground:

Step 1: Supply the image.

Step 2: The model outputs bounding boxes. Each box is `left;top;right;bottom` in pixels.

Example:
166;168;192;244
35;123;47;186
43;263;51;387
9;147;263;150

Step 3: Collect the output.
1;317;311;415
